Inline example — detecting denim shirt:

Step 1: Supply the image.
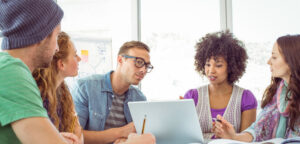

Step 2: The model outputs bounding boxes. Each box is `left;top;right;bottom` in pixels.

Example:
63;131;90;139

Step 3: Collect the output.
71;71;147;131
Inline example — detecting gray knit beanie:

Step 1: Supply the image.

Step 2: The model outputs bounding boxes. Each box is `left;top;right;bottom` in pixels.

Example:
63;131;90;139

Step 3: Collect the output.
0;0;64;50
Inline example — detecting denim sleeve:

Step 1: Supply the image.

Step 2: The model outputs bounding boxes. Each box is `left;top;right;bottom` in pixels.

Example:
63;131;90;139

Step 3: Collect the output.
140;93;147;101
72;80;89;128
132;87;147;101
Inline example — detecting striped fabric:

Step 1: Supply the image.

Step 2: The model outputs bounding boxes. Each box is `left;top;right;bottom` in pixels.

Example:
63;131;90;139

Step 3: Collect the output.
104;94;127;129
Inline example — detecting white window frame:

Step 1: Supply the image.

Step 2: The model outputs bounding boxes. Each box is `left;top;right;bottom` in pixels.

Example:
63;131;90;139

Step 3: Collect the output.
56;0;233;90
136;0;233;90
220;0;233;32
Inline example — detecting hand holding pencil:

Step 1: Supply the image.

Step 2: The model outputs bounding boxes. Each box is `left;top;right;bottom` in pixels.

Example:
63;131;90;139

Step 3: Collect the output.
119;122;136;138
115;115;155;144
212;115;237;139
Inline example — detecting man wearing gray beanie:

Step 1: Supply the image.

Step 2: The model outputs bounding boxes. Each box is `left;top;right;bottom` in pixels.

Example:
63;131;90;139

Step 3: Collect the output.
0;0;75;144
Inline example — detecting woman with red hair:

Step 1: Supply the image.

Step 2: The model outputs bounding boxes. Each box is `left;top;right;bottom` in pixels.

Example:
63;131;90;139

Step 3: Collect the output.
33;32;82;144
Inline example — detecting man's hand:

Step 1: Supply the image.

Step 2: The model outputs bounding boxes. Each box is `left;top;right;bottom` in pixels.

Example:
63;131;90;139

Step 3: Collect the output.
60;132;80;144
119;122;136;138
114;133;156;144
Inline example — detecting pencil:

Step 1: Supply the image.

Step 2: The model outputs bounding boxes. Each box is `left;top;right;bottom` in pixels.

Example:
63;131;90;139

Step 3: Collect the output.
141;115;146;134
212;118;222;123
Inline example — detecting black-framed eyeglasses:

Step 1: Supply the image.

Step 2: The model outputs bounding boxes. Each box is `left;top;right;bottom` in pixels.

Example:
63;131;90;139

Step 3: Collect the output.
122;55;154;73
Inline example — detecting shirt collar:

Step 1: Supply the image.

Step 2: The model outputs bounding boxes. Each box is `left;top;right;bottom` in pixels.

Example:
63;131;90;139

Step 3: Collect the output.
102;70;114;93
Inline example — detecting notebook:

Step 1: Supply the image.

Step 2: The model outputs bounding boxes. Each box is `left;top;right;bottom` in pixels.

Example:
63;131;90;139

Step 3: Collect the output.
128;99;204;144
208;137;300;144
208;138;284;144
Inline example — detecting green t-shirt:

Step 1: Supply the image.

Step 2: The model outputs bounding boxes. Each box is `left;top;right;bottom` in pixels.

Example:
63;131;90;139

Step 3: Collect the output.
0;52;48;144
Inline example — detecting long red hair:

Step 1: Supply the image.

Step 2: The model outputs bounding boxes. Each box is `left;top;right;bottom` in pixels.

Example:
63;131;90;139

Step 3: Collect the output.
261;35;300;130
33;32;78;133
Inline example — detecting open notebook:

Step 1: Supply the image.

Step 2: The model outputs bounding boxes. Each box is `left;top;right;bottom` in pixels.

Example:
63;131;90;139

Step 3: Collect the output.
208;137;300;144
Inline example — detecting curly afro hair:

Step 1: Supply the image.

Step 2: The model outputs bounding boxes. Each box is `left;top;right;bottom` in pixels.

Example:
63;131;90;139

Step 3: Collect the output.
194;31;248;84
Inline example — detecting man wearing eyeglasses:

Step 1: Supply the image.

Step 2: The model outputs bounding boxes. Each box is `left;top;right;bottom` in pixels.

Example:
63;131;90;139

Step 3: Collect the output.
71;41;154;144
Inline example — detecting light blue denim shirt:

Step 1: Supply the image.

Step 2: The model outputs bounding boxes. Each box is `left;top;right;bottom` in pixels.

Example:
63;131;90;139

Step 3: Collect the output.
71;71;147;131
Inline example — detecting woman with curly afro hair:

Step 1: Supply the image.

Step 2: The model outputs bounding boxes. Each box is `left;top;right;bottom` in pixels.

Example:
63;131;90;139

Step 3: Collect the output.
214;35;300;142
183;31;257;140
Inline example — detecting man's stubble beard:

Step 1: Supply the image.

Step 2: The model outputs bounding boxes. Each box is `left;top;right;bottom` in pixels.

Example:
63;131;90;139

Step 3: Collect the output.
34;39;55;69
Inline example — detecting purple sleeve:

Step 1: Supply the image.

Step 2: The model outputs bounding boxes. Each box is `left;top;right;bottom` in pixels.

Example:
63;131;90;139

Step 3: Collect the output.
241;90;257;112
183;89;198;106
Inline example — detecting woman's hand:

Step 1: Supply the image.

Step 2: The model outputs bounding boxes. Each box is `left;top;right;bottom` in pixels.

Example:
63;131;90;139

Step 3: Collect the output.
212;115;237;139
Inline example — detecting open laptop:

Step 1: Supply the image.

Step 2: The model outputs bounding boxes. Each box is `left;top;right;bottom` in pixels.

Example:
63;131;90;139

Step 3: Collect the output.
128;99;204;144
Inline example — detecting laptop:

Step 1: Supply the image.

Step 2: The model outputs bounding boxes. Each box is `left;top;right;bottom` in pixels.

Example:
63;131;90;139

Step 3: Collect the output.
128;99;204;144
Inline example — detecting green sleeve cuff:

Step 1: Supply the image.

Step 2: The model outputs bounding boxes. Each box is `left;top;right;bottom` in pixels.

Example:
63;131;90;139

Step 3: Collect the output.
0;109;48;126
